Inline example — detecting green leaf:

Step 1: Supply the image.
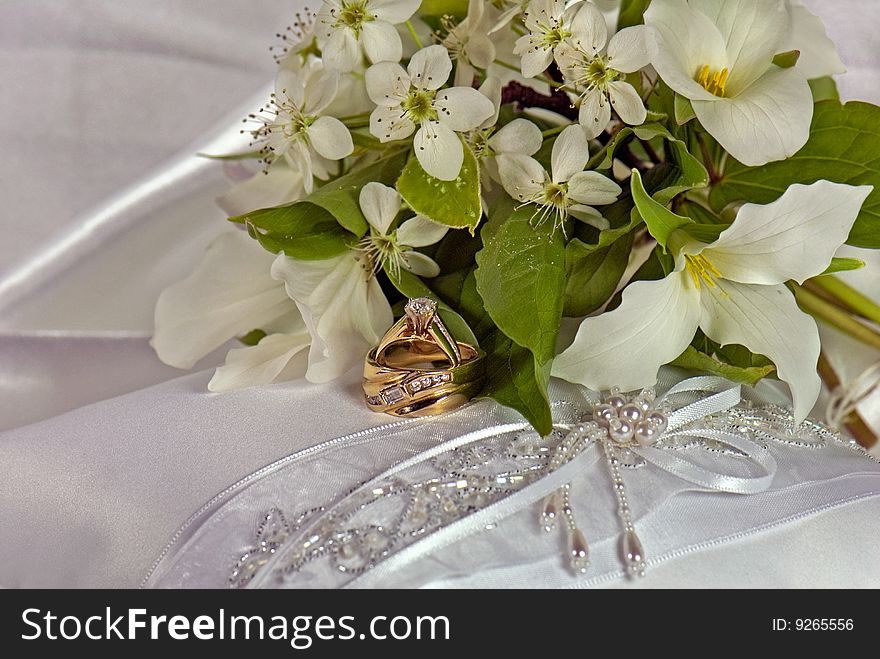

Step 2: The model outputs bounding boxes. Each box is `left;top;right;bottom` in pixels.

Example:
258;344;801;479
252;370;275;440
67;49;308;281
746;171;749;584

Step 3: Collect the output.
478;331;554;435
594;123;672;170
772;49;801;69
241;211;351;259
819;257;866;276
711;100;880;248
384;266;479;348
230;150;408;256
474;206;567;434
670;346;776;386
646;138;710;204
617;0;651;30
418;0;468;18
681;222;729;244
631;169;694;249
809;76;840;102
674;94;696;125
396;140;482;232
563;233;634;317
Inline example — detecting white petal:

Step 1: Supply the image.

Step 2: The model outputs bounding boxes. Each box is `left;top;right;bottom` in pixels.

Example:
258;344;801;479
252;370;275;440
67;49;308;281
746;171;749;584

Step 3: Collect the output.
414;121;464;181
322;27;361;72
607;26;656;74
567;171;622;205
692;66;812;166
704;181;873;285
644;0;729;102
698;279;820;422
578;87;612;140
518;44;554;78
407;45;452;90
216;161;305;217
208;332;310;392
271;253;393;383
784;1;846;79
467;34;496;69
275;67;306;108
552;272;701;391
152;232;300;369
396;215;449;247
435;87;496;132
370;0;421;24
568;0;607;57
359;182;401;235
608;81;647;126
369;104;416;142
365;61;410;105
551;125;589;184
569;205;610;229
308;116;353;161
498;153;546;202
304;71;339;114
489;118;543;156
401;251;441;277
478;76;503;129
361;20;404;64
688;0;789;94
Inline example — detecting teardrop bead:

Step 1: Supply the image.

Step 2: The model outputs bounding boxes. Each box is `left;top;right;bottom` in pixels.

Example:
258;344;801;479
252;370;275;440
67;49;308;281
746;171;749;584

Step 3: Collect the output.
541;492;560;533
621;530;646;578
569;528;590;574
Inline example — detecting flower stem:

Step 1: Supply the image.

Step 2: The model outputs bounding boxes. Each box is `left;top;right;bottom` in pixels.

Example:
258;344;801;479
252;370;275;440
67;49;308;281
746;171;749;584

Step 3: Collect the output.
695;132;721;184
406;20;424;49
792;284;880;351
809;275;880;326
542;126;565;138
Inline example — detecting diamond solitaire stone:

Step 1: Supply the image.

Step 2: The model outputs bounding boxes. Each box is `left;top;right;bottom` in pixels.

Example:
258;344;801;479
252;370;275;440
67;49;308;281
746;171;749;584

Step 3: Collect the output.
404;297;437;335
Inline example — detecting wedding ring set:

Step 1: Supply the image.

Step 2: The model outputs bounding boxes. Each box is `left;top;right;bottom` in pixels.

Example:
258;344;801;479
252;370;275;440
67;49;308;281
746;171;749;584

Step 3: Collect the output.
363;297;486;417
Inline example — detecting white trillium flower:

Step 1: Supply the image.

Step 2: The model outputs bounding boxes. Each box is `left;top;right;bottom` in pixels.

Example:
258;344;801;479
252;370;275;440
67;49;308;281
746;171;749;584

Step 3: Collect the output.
514;0;598;78
356;182;449;278
553;180;873;422
499;124;622;232
271;251;393;384
784;0;846;80
152;231;303;370
468;77;544;185
316;0;421;72
645;0;813;167
442;0;497;86
555;2;655;139
366;45;495;181
249;60;354;194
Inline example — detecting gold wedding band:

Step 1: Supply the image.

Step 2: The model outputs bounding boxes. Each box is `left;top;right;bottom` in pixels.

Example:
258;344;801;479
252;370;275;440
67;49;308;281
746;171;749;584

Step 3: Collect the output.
363;298;486;417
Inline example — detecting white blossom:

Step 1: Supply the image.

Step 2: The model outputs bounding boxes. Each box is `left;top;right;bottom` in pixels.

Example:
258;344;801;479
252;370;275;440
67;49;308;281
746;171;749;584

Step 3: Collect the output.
316;0;422;72
499;124;621;233
555;2;655;139
366;45;495;180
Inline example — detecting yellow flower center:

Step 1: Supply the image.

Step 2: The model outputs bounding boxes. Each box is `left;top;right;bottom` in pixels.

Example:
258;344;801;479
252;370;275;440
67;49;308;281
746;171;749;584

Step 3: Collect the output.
685;253;722;289
402;89;438;123
334;1;374;34
696;64;730;97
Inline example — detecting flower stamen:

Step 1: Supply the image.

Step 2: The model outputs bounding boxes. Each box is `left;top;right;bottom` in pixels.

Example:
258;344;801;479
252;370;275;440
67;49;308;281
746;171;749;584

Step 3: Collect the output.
696;64;729;97
685;253;722;289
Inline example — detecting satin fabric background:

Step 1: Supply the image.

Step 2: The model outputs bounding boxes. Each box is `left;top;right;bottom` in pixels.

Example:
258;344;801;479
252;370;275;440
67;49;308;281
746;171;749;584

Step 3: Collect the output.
0;1;878;588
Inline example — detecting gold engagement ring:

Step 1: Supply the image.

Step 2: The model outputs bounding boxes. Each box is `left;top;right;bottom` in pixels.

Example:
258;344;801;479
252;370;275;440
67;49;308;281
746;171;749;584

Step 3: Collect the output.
363;297;486;417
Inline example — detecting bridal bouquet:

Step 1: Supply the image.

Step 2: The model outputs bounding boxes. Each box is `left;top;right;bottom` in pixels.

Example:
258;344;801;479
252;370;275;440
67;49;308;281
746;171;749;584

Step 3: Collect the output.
153;0;880;437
